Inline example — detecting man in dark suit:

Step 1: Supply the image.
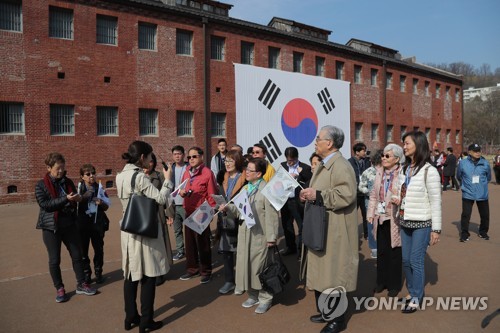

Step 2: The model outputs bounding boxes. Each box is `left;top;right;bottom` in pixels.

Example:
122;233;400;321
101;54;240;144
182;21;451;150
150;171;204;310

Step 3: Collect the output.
280;147;312;256
348;142;371;239
443;147;459;191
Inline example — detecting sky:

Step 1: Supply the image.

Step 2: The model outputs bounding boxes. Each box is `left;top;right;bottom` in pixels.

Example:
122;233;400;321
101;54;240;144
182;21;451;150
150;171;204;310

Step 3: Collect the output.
227;0;500;72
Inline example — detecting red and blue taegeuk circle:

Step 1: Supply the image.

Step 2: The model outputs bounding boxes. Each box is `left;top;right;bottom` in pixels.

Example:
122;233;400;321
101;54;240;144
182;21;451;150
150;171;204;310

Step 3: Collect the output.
281;98;318;147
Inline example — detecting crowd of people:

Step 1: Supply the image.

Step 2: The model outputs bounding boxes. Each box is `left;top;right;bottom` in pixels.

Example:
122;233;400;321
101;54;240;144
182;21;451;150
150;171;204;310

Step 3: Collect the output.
34;128;496;333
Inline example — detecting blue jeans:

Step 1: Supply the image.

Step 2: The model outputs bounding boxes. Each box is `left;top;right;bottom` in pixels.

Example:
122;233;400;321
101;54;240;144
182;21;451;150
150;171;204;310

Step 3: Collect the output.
364;199;377;250
401;226;430;305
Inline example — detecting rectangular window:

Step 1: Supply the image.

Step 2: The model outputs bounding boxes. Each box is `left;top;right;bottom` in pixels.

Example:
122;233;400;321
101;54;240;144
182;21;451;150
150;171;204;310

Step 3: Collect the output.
446;86;450;100
268;47;280;69
241;41;254;65
413;126;419;132
400;75;406;92
425;81;430;96
455;130;460;144
97;106;118;136
425;127;431;141
413;78;418;94
49;6;73;39
336;61;344;80
0;0;22;32
176;29;193;55
50;104;74;135
371;123;379;141
211;113;226;137
371;68;378;86
386;124;393;142
316;56;325;76
400;125;407;141
436;128;441;142
96;14;117;45
446;129;451;143
354;122;363;141
0;102;24;134
177;110;193;136
436;84;441;98
386;72;393;89
138;22;156;50
455;88;460;102
293;52;303;73
139;108;158;136
211;35;225;60
354;65;362;84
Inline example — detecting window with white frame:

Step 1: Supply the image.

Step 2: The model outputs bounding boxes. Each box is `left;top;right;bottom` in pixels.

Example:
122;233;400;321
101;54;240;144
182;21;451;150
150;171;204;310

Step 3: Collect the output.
436;84;441;98
316;56;325;77
371;68;378;86
425;127;431;141
386;72;393;89
139;108;158;136
49;6;73;39
354;65;362;84
211;35;225;60
97;106;118;135
436;128;441;142
413;78;418;94
371;123;379;141
336;61;344;80
400;125;407;141
386;124;393;142
354;122;363;141
455;88;460;102
241;41;254;65
400;75;406;92
176;29;193;55
293;52;303;73
425;81;430;96
268;47;280;69
446;129;451;143
0;102;24;134
211;113;226;137
177;111;193;136
50;104;74;135
96;14;117;45
138;22;156;50
455;130;460;144
446;86;450;100
0;0;22;32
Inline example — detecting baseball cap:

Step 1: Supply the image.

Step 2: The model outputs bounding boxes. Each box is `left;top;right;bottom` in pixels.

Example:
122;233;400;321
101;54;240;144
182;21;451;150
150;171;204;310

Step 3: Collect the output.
468;143;481;152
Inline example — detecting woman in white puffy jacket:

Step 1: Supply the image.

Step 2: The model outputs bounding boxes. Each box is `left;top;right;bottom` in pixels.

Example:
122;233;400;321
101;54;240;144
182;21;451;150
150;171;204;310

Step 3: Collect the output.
393;131;441;314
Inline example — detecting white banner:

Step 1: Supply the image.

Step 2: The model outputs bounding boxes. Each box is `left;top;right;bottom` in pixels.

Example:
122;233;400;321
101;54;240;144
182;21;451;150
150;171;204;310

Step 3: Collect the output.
183;200;214;235
171;179;188;198
232;190;256;229
261;166;300;211
97;181;111;207
235;64;351;166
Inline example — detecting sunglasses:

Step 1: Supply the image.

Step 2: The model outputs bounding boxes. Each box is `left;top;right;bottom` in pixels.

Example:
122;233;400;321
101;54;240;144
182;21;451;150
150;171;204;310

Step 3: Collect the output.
383;154;397;159
187;155;200;160
84;172;96;176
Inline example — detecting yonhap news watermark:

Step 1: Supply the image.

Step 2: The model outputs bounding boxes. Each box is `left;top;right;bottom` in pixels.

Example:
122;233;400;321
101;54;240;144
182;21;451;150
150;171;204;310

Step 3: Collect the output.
318;286;489;320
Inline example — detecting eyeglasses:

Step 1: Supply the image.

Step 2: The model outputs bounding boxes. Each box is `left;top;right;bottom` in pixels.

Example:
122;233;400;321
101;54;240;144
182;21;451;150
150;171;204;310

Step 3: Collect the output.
187;155;200;160
315;136;331;142
84;172;96;177
224;160;235;164
246;169;257;173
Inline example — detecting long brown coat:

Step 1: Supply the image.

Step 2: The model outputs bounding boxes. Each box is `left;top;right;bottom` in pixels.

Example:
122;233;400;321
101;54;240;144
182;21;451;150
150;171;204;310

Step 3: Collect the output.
305;152;359;292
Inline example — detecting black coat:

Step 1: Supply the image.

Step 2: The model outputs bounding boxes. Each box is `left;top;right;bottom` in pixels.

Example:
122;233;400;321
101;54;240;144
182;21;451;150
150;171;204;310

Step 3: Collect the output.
348;157;371;194
443;154;457;177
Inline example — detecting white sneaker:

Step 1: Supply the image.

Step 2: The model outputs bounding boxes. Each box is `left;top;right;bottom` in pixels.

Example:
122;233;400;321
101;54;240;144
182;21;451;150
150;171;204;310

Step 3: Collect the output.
371;249;378;259
255;302;272;314
242;298;259;308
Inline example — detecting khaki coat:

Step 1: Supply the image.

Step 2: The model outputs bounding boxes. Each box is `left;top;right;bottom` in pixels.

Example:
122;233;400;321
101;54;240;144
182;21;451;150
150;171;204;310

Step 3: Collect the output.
305;152;359;292
116;164;173;281
227;180;279;291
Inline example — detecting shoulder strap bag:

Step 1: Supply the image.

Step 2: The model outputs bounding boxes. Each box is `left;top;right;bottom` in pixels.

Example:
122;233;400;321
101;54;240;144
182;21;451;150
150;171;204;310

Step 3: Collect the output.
120;171;158;238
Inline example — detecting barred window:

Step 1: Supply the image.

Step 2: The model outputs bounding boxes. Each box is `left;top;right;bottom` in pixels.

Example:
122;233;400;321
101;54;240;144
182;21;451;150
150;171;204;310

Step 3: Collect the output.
386;72;393;89
176;29;192;55
97;106;118;136
413;78;419;94
436;84;441;98
138;22;156;50
400;75;406;92
50;104;74;135
241;41;254;65
425;128;431;141
336;61;344;80
211;35;225;60
177;111;193;136
386;124;393;142
371;69;378;86
139;108;158;136
293;52;303;73
268;47;280;69
455;130;460;144
49;6;73;39
446;86;451;100
0;102;24;134
0;0;22;32
354;122;362;141
316;57;325;77
354;65;362;84
455;88;460;102
211;113;226;137
436;128;441;142
425;81;430;96
96;14;117;45
446;129;451;143
400;125;407;141
371;123;379;141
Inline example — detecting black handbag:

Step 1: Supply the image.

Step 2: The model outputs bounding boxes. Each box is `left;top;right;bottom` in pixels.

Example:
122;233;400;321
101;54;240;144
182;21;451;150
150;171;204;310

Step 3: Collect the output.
258;246;290;295
302;194;327;251
120;171;158;238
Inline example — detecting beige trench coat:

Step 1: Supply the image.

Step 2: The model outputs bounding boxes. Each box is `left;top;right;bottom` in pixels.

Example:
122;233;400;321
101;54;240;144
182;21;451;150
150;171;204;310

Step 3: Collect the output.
227;180;280;291
305;152;359;292
116;164;173;282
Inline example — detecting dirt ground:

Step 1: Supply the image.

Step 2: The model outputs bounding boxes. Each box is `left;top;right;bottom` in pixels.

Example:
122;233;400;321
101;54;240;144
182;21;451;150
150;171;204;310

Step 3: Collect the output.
1;184;499;333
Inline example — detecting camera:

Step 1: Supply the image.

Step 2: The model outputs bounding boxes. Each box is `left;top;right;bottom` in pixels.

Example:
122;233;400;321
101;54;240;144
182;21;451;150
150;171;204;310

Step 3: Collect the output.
186;189;193;197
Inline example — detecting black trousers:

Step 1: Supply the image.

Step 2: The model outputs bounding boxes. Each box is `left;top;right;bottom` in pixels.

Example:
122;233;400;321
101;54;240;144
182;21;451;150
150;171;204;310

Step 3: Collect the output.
222;251;235;283
494;166;500;184
461;199;489;238
281;198;303;251
78;219;105;277
443;175;459;190
124;275;156;325
357;195;368;237
42;224;85;289
376;220;402;291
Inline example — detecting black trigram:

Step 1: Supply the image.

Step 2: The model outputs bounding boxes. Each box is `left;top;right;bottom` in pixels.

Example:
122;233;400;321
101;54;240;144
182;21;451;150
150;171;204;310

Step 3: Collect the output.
317;87;335;114
259;133;282;163
258;79;281;110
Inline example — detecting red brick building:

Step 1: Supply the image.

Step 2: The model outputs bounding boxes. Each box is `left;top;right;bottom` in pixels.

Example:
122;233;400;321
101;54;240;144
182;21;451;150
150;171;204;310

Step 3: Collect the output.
0;0;463;204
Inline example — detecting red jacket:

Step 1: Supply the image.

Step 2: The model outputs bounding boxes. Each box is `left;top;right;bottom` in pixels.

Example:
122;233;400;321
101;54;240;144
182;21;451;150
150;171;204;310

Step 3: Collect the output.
182;163;217;215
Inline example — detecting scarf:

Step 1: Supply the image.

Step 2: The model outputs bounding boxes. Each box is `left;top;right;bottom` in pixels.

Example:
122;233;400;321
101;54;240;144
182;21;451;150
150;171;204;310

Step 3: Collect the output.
246;179;263;195
43;173;76;222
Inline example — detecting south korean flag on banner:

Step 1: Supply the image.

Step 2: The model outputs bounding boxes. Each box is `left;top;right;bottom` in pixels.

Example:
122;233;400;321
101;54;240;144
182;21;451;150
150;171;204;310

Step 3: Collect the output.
235;64;351;167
